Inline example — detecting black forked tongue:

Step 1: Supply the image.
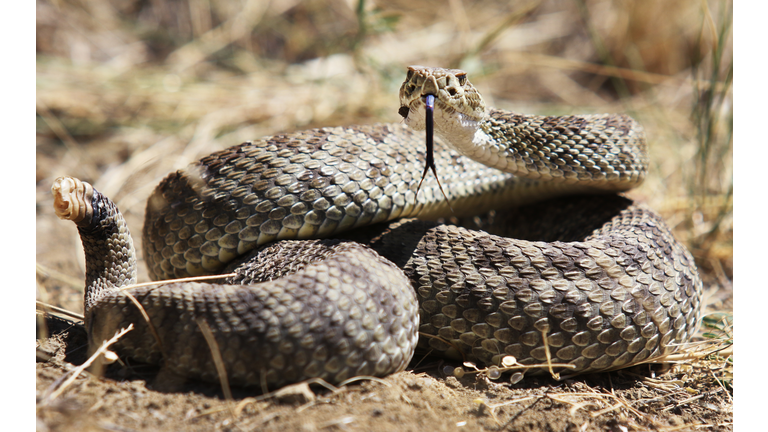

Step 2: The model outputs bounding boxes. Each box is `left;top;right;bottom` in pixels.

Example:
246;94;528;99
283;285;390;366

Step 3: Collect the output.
416;94;453;213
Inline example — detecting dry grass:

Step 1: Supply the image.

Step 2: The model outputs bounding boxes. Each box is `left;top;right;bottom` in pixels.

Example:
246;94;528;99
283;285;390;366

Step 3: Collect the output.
36;0;732;430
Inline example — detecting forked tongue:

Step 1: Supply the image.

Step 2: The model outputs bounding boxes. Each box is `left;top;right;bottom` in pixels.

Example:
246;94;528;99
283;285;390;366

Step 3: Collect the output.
416;94;453;212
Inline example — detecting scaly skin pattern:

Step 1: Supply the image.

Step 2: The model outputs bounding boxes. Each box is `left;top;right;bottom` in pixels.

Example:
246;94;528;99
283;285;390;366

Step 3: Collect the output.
142;124;570;280
54;177;419;389
55;66;702;388
393;196;700;372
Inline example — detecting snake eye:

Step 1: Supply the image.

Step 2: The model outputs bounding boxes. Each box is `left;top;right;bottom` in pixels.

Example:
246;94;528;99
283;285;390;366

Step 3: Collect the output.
457;73;467;86
398;106;409;119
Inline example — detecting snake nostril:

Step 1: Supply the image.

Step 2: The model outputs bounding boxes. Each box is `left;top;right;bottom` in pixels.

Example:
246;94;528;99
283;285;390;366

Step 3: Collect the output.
398;106;409;119
447;87;457;96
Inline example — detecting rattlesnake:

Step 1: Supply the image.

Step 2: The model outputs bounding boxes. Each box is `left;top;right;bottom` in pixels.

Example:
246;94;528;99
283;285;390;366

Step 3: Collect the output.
52;66;702;389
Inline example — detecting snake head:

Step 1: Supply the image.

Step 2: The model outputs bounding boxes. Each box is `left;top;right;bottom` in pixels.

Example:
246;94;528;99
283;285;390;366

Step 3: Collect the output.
398;65;486;132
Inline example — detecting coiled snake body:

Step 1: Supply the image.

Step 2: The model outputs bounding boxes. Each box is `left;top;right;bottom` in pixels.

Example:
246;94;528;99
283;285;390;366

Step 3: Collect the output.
53;66;702;389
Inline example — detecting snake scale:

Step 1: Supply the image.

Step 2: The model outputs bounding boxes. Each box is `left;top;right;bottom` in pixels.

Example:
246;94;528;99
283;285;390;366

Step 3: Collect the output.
52;66;702;390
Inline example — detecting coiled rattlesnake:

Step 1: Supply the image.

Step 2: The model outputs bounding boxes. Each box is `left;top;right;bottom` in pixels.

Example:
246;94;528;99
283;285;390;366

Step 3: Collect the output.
53;66;702;389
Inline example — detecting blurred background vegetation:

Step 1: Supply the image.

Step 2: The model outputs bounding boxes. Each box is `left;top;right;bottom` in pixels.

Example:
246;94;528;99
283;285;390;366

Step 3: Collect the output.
36;0;732;307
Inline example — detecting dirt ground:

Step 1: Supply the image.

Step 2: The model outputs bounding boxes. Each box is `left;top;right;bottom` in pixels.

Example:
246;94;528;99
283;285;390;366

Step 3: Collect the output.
36;326;733;432
36;1;732;430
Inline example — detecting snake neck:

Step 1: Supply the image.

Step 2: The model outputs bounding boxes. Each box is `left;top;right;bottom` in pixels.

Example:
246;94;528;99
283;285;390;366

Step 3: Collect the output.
52;177;138;318
427;107;648;192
